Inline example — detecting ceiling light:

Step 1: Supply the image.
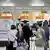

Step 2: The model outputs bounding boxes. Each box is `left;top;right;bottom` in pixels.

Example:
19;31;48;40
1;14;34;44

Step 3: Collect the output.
1;3;15;6
30;0;44;6
31;4;44;6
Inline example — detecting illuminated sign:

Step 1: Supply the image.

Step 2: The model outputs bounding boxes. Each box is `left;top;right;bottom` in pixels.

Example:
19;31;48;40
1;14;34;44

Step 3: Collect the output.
36;11;44;19
36;16;44;19
19;12;29;20
1;13;6;16
0;12;12;19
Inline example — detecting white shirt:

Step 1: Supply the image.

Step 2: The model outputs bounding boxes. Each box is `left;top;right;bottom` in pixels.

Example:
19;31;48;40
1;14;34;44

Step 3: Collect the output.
8;29;18;42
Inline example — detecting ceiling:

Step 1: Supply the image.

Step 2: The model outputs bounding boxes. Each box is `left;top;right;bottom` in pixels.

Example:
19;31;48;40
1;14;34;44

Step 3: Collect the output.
0;0;50;12
0;0;50;7
0;0;50;17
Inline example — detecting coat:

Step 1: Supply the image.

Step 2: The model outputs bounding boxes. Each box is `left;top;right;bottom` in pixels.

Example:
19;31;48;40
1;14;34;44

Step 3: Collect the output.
22;25;33;43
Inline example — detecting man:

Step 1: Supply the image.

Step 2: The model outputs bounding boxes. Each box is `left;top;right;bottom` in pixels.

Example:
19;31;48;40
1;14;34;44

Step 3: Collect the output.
22;20;33;50
43;20;49;50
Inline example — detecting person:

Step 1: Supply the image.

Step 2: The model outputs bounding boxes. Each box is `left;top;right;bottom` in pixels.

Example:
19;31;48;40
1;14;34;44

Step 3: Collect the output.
8;25;17;50
35;23;46;50
17;23;24;43
43;20;49;50
22;20;33;50
43;20;48;27
16;22;28;50
30;24;38;50
32;24;38;36
48;24;50;48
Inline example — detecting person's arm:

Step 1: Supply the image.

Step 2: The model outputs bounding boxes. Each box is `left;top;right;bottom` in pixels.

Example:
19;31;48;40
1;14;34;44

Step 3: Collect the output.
8;30;11;44
11;31;18;40
12;34;17;40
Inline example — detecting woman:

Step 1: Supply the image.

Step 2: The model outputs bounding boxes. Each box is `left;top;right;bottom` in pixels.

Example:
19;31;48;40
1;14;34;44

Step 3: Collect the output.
8;25;17;50
35;23;45;50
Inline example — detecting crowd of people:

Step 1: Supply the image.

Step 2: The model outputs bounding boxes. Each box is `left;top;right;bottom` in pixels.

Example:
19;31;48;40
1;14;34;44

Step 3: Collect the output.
7;19;50;50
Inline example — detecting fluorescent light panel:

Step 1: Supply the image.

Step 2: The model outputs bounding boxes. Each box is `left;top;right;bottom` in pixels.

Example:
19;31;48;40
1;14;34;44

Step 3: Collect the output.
1;3;15;6
31;4;44;6
30;0;44;6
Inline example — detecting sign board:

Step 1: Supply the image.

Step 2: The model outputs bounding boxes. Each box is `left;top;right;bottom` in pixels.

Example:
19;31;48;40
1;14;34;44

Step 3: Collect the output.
0;12;12;19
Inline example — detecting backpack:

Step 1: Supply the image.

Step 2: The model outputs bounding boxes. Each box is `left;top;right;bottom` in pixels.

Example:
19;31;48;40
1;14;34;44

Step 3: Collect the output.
35;28;46;46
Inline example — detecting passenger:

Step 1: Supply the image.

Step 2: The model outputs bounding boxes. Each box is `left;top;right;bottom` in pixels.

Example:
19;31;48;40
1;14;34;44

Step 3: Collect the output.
48;24;50;48
22;20;33;50
32;24;38;36
31;24;38;50
13;26;18;50
16;22;28;50
43;20;48;27
35;23;46;50
8;25;17;50
17;23;24;43
43;20;49;50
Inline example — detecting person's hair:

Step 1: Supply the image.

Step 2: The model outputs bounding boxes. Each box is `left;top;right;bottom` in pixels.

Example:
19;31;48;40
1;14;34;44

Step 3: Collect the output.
38;24;42;27
32;24;37;31
11;25;16;30
21;23;23;27
37;21;42;27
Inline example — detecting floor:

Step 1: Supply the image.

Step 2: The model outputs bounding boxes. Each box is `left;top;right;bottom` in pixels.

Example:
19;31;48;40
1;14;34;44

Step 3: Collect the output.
0;40;50;50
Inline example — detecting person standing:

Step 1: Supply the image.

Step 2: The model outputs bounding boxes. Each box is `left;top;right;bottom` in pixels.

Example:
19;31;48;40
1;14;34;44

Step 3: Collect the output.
22;20;33;50
35;23;46;50
31;24;37;50
43;20;49;50
8;25;17;50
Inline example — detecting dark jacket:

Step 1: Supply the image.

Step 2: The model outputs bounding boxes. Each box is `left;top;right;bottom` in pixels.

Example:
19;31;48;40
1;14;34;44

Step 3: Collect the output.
22;25;33;42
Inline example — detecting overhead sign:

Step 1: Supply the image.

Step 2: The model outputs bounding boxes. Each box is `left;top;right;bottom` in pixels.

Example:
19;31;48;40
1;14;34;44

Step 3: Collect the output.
19;11;29;20
36;11;44;19
0;12;12;19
